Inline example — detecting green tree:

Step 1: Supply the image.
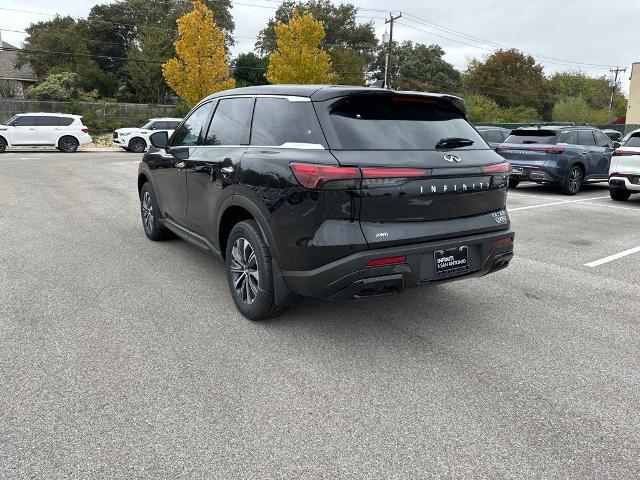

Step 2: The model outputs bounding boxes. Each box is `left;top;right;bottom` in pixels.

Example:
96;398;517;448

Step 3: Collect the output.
549;72;627;118
232;53;268;86
125;26;174;103
266;11;334;84
0;80;20;99
329;47;366;85
392;43;461;93
500;106;540;123
552;96;612;124
464;49;546;113
26;72;78;100
163;0;235;106
465;94;503;123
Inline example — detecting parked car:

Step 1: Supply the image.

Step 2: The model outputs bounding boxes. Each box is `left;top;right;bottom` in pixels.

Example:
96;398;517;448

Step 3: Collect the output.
496;125;617;194
137;85;514;320
113;117;182;153
602;128;622;142
476;126;511;149
609;129;640;201
0;113;91;153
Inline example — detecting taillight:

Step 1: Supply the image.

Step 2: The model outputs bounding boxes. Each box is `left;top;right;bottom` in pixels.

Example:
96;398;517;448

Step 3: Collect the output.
495;145;510;152
367;255;407;267
290;163;359;189
82;127;89;134
613;149;638;157
530;146;565;154
482;162;511;174
361;167;428;187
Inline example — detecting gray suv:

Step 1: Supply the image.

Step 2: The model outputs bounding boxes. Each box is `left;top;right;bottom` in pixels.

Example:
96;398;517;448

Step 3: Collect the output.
496;125;618;194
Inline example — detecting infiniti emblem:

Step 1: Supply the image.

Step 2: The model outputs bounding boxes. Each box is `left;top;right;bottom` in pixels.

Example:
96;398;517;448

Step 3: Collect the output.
443;154;462;163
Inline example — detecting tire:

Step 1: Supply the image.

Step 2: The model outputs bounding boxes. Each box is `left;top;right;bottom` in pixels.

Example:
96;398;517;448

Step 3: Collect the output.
225;220;281;321
0;137;6;153
610;188;631;202
508;178;520;189
128;137;147;153
140;182;169;241
561;165;583;195
58;136;79;153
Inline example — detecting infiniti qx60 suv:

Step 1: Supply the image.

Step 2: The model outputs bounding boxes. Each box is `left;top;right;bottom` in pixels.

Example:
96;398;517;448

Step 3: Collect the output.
137;85;514;320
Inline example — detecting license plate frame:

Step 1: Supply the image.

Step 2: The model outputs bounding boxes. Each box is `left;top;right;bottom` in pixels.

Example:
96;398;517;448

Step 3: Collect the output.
434;246;469;278
511;166;524;175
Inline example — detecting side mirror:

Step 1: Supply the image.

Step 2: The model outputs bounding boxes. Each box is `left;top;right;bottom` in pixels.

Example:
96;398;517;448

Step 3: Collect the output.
613;141;621;149
150;131;169;149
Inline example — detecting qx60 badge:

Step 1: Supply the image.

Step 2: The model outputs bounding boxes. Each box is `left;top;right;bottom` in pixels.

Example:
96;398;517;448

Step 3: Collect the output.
443;154;462;163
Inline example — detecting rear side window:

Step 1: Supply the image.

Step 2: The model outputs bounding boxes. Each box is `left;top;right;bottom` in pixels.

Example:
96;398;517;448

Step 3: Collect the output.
558;131;577;144
171;102;212;146
594;131;612;148
14;116;37;127
320;95;485;150
205;97;253;146
57;117;74;126
251;98;326;147
505;130;557;144
624;134;640;148
577;130;595;147
484;130;503;143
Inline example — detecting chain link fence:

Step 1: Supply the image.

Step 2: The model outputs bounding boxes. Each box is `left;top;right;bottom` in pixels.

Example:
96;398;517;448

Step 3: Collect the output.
0;100;180;134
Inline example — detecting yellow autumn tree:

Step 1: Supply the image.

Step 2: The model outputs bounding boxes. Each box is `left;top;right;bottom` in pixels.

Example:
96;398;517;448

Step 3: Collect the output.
162;0;235;105
266;11;335;84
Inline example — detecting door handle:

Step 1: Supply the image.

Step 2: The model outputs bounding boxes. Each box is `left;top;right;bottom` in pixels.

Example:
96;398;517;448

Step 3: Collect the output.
221;166;234;174
175;161;186;169
29;128;36;130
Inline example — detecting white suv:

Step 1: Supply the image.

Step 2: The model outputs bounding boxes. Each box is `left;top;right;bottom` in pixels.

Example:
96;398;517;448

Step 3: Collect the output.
0;113;92;153
112;117;182;153
609;128;640;201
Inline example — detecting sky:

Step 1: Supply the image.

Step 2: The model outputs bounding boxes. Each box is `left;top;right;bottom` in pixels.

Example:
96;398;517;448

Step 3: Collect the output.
1;0;638;94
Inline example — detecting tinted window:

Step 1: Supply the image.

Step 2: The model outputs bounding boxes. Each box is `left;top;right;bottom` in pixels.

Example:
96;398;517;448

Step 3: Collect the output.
624;134;640;148
505;130;557;144
558;130;577;144
322;95;484;150
577;130;595;147
485;130;503;144
251;98;326;147
171;103;212;146
501;130;510;141
14;116;37;127
478;130;489;142
594;131;612;148
58;117;74;126
147;122;159;130
36;116;61;127
166;121;180;130
205;97;253;146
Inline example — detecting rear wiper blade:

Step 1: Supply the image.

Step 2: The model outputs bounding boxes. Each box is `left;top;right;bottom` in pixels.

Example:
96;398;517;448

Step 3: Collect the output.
435;137;474;149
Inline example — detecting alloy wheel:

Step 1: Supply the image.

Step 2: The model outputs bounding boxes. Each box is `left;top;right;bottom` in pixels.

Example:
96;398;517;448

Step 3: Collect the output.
568;168;582;194
230;237;259;305
141;191;154;231
60;137;78;152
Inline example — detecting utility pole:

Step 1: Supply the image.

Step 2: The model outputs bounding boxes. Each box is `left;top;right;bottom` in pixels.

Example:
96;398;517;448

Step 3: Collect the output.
383;12;402;89
609;66;626;111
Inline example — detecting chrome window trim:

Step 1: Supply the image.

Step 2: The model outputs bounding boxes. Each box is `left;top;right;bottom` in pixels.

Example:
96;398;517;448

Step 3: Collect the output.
193;143;325;150
210;94;311;103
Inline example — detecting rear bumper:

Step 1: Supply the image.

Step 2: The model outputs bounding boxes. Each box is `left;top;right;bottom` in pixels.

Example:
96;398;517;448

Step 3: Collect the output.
281;230;514;301
609;176;640;192
510;166;559;183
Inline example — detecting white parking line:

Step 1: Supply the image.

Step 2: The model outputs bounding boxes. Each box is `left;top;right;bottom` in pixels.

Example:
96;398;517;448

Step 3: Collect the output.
585;246;640;267
508;192;569;202
509;196;610;212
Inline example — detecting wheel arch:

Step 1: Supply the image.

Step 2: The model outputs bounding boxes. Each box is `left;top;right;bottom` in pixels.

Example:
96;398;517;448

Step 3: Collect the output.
56;134;80;147
217;196;279;262
137;173;151;198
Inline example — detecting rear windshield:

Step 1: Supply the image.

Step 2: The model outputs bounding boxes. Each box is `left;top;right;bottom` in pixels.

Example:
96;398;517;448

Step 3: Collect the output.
624;134;640;148
319;95;485;150
504;130;557;145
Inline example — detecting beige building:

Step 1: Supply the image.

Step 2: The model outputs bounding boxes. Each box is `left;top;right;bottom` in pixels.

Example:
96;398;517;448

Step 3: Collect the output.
628;62;640;125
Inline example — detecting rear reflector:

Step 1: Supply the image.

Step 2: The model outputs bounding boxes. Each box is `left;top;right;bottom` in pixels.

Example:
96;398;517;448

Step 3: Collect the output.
482;162;511;173
290;163;359;189
613;149;638;157
82;127;89;133
492;237;513;247
367;256;407;267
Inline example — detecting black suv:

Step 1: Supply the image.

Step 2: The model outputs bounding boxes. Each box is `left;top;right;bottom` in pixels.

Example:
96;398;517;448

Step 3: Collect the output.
496;125;618;194
138;85;514;320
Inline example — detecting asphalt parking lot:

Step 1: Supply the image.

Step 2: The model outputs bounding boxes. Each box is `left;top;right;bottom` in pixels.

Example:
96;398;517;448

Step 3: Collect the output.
1;151;639;479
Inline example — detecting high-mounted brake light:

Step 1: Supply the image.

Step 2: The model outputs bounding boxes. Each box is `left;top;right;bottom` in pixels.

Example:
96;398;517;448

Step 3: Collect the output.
482;162;511;173
290;163;359;189
613;149;638;157
361;168;428;178
367;255;407;267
